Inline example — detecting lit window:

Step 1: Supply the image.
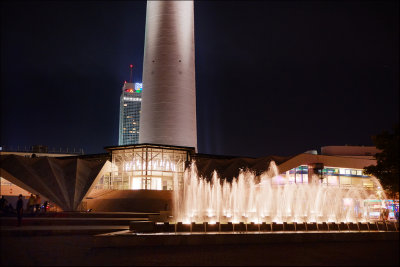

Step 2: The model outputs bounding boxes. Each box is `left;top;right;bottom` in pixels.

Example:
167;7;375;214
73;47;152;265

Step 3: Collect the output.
124;104;127;107
131;177;142;190
357;170;362;176
151;178;162;190
351;170;357;175
345;169;350;175
340;176;351;185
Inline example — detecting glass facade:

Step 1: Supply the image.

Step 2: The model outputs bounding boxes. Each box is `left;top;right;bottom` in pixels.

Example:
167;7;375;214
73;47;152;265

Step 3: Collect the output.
97;145;194;190
283;165;375;188
118;82;142;145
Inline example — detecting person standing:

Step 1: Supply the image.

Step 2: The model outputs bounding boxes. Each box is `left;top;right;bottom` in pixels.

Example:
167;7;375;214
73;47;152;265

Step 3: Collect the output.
28;194;35;214
0;196;8;212
16;194;23;226
35;194;41;214
43;200;48;213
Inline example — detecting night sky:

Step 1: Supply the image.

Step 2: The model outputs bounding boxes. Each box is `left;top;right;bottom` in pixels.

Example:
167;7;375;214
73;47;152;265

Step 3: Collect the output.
1;1;398;157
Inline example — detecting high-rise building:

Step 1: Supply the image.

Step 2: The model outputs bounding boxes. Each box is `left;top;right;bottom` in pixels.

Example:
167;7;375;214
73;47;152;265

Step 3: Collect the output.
118;82;143;145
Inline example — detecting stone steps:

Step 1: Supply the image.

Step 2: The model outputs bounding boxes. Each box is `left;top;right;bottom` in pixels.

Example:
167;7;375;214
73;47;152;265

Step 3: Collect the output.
0;216;149;226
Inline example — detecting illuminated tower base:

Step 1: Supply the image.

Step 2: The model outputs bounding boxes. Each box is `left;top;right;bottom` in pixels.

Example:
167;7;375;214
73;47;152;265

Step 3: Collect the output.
106;144;194;190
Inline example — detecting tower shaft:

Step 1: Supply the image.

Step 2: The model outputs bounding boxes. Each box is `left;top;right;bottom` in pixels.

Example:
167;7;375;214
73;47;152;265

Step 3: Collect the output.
139;0;197;150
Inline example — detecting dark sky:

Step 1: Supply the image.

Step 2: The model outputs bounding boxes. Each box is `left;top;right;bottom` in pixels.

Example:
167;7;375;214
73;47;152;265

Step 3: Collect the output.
1;1;398;157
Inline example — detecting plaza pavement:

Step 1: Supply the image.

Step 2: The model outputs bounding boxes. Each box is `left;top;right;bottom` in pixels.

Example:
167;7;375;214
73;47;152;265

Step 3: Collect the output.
1;214;399;266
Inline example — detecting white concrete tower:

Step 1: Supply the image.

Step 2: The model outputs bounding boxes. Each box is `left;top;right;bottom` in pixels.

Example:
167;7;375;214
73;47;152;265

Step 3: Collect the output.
139;0;197;150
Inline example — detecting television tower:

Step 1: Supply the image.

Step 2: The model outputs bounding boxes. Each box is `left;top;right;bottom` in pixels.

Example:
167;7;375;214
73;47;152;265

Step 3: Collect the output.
139;0;197;151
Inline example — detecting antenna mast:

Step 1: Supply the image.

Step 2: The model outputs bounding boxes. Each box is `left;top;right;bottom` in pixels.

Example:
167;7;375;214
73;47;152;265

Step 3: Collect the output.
129;64;134;83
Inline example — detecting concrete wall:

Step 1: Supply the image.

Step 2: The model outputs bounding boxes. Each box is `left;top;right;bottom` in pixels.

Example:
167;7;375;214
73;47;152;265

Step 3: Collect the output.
85;190;173;213
139;0;197;150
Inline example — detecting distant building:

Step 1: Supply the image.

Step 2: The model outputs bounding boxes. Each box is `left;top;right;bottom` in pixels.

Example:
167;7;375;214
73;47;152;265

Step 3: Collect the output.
118;82;142;145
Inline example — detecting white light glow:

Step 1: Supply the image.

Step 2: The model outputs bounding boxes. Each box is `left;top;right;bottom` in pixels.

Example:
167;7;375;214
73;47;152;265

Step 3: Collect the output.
151;177;162;190
123;97;142;102
173;161;385;224
131;177;142;190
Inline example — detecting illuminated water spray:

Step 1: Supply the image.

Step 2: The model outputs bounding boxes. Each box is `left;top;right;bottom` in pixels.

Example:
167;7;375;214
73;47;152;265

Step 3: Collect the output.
173;161;386;224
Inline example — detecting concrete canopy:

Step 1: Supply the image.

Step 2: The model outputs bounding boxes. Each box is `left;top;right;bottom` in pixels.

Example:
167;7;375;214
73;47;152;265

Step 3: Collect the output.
0;154;110;211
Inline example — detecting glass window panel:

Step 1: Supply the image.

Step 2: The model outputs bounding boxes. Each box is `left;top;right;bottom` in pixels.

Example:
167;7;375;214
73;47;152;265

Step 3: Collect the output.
363;179;374;188
288;174;295;184
151;178;162;190
302;174;308;183
328;176;338;185
131;177;142;189
352;177;363;186
340;176;351;185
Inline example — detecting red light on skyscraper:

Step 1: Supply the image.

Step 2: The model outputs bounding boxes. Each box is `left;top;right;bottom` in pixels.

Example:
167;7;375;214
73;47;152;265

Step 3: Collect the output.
130;64;134;68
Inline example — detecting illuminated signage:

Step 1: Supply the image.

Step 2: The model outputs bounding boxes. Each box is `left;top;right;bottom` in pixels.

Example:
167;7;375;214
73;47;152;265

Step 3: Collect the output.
124;159;176;172
135;83;143;92
123;97;142;102
124;83;142;93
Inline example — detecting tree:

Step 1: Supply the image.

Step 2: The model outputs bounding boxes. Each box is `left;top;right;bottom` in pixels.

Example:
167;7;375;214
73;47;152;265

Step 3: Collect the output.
364;124;399;199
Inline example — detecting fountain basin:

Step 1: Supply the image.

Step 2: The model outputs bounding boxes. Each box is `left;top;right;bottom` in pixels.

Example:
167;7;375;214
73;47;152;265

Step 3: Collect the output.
129;221;399;233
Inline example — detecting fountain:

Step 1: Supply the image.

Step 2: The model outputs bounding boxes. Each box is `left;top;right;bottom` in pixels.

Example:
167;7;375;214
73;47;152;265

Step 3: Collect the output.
172;161;387;225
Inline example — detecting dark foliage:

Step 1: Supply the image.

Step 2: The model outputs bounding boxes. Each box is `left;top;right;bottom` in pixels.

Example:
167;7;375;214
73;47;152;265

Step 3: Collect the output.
364;124;399;197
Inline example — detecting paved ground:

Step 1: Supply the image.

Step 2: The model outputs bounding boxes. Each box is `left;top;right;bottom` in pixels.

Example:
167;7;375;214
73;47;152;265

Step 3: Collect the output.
1;214;398;266
1;234;398;266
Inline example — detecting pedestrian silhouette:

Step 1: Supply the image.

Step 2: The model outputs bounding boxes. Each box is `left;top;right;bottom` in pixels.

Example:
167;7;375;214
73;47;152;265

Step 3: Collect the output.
0;196;8;212
28;194;35;214
35;194;41;214
16;194;23;226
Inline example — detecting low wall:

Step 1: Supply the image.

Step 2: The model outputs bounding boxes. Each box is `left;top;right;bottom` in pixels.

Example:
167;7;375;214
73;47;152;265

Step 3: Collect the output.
85;190;173;213
94;231;399;247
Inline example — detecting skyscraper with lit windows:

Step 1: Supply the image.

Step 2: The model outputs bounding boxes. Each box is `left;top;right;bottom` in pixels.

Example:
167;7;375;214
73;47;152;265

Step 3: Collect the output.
118;82;142;145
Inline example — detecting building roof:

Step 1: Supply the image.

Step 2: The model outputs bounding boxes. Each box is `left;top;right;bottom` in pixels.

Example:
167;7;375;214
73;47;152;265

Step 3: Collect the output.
277;153;376;173
104;143;196;152
192;152;377;180
321;145;380;158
